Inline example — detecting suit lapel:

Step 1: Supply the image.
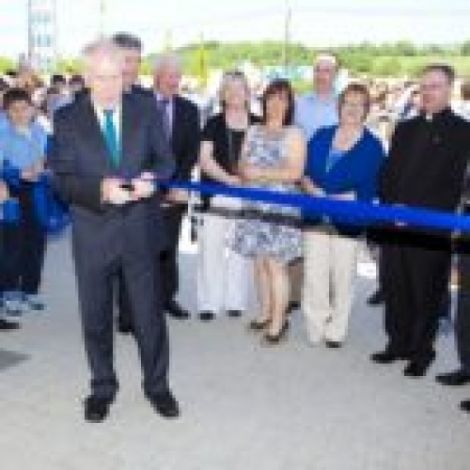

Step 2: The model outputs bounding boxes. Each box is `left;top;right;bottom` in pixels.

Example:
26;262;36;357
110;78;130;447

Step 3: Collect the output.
121;94;133;173
79;97;112;172
170;96;180;154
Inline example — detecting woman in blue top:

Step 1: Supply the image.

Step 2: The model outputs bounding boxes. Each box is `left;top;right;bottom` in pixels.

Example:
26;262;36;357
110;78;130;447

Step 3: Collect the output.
302;82;385;348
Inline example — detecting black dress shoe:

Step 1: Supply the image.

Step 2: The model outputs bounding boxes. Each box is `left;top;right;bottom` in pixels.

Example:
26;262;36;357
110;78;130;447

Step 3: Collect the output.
325;340;343;349
0;318;20;330
264;321;289;345
286;301;300;314
460;399;470;413
404;351;436;378
367;289;385;306
199;311;215;321
147;390;180;419
117;323;134;334
371;348;408;364
436;370;470;386
166;300;190;320
84;395;113;423
248;318;271;331
227;309;242;318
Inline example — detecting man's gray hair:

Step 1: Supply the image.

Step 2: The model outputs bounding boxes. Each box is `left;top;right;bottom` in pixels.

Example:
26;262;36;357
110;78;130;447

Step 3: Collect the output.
153;52;182;74
81;38;124;78
82;38;123;65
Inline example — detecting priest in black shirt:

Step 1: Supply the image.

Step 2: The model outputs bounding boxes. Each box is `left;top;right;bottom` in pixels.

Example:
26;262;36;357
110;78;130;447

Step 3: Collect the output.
372;64;470;377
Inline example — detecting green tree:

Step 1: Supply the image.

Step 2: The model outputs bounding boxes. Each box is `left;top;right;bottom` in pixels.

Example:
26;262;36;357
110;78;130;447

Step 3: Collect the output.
0;56;15;74
462;40;470;56
373;57;402;77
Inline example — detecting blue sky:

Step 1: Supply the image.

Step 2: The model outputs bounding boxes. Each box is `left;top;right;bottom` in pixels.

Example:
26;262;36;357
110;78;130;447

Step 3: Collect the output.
0;0;469;58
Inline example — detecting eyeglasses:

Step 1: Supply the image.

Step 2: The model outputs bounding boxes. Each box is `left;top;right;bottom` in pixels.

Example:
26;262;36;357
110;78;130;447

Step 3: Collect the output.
223;70;246;79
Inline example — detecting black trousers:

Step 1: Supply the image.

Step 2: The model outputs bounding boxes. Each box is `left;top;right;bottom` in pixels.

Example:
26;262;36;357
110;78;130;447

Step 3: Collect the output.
116;203;185;329
382;230;452;362
73;224;169;400
366;228;387;294
1;185;46;295
455;237;470;373
0;222;5;294
116;266;133;330
160;204;186;305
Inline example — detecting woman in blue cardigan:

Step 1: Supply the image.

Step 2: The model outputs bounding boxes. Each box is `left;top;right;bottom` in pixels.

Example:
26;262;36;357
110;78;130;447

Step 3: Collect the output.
302;83;385;348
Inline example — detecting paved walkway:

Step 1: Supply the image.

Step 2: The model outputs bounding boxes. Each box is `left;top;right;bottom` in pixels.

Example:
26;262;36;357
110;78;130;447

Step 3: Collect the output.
0;233;469;470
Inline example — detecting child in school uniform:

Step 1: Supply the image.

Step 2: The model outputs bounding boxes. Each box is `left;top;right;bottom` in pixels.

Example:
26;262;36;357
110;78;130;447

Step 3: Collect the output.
0;88;47;316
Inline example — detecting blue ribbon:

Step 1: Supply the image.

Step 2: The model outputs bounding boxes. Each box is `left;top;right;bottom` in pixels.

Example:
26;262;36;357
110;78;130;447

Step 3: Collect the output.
0;170;70;232
0;198;21;224
160;180;470;233
2;175;470;234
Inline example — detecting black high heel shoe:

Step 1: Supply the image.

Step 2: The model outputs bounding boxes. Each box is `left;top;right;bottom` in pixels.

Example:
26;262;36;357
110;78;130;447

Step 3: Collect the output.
248;318;271;331
263;321;289;344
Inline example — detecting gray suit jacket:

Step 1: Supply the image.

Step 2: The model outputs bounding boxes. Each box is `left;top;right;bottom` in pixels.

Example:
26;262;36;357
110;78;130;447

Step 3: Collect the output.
50;92;175;257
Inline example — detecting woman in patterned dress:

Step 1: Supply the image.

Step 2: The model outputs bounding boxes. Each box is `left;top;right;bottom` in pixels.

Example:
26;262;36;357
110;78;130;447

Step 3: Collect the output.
230;79;306;343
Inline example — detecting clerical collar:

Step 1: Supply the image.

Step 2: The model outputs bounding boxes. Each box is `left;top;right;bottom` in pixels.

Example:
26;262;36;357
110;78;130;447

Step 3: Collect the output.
422;107;452;123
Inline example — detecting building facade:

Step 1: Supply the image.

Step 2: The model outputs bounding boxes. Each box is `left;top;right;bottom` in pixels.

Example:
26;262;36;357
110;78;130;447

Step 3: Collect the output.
28;0;57;72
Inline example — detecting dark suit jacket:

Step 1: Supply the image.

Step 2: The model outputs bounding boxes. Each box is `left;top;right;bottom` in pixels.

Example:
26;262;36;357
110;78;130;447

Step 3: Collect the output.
50;92;175;256
131;88;200;180
380;108;470;212
169;95;200;181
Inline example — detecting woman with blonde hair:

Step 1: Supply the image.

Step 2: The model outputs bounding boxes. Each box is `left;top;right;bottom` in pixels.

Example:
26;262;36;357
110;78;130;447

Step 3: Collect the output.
197;71;260;321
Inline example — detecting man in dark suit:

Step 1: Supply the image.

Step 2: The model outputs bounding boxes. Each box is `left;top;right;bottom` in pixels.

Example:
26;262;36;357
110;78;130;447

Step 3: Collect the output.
436;171;470;413
153;53;200;320
372;64;470;377
50;39;179;422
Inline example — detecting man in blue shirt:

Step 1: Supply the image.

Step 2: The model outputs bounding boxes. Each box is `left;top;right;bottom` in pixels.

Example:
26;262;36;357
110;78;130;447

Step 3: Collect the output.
0;87;47;316
295;52;339;141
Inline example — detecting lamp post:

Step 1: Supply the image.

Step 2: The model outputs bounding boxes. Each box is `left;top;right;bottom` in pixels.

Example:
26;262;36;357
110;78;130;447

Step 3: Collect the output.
99;0;106;37
282;0;292;74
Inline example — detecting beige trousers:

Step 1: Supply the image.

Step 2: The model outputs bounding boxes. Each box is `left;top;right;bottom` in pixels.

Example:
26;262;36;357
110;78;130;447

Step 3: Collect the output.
302;226;358;343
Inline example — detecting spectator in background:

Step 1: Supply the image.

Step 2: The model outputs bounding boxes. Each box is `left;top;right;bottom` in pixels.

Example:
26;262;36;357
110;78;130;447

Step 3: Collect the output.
290;52;339;313
456;80;470;120
365;84;393;307
295;53;339;141
153;53;200;320
0;78;9;129
68;74;86;97
399;86;421;121
0;178;20;330
0;88;48;316
47;74;72;117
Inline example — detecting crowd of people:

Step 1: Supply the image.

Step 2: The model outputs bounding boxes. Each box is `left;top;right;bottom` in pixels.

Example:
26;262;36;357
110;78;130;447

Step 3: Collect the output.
1;32;470;422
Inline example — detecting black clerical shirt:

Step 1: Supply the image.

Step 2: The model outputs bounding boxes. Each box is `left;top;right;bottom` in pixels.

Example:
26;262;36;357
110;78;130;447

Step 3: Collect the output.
381;107;470;212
